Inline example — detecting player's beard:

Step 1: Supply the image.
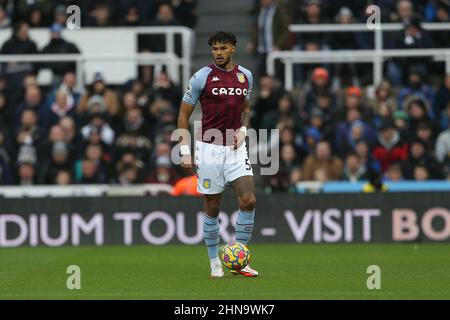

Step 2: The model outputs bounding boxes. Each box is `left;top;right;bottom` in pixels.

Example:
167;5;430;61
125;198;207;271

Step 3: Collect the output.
215;56;231;68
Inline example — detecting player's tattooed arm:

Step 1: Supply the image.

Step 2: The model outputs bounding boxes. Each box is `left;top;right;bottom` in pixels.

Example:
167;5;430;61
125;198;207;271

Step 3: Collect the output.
240;100;251;128
178;102;195;174
233;101;251;150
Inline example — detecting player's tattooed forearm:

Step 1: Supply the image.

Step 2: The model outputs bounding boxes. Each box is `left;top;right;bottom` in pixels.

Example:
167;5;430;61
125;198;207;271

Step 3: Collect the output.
240;110;250;128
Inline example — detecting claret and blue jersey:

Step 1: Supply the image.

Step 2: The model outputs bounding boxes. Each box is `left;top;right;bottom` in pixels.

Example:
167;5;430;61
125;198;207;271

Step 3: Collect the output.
182;64;253;146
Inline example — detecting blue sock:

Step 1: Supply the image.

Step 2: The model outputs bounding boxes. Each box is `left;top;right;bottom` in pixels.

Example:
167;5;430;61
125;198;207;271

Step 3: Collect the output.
235;209;255;245
203;212;220;258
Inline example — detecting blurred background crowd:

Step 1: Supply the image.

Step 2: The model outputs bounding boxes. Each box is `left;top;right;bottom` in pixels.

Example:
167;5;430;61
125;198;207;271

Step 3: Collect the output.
0;0;449;195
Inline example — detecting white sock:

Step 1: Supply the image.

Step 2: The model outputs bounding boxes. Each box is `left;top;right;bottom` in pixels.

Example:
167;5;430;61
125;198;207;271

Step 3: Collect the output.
210;256;221;268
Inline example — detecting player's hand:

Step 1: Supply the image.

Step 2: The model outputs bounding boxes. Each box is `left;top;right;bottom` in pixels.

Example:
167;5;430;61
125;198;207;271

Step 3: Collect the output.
181;154;194;174
232;130;246;150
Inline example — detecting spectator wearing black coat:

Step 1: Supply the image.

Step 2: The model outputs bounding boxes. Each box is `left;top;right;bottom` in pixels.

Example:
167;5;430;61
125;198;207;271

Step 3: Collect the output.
41;23;81;79
0;22;38;96
38;141;74;184
401;139;442;179
387;15;434;85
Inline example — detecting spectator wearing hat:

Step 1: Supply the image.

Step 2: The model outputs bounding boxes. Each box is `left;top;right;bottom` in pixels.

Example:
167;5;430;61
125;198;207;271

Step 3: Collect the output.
393;109;410;138
330;7;362;86
401;139;442;179
303;126;322;154
38;141;73;184
306;106;334;145
341;86;368;114
372;120;409;172
15;143;38;185
338;119;375;158
303;140;343;181
40;23;81;79
77;71;120;119
335;108;374;154
301;67;336;117
338;86;372;122
330;7;357;50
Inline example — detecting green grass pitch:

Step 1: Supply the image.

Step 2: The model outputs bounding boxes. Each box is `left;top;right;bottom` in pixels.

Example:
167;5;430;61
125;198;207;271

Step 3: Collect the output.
0;244;449;299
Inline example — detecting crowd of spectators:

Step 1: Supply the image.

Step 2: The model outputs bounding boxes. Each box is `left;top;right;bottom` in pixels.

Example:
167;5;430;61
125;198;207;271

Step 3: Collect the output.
247;0;450;193
0;0;449;195
0;1;197;29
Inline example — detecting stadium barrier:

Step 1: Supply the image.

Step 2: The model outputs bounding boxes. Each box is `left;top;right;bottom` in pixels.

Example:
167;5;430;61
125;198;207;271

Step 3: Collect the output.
268;22;450;91
0;52;180;92
0;26;194;91
0;192;449;247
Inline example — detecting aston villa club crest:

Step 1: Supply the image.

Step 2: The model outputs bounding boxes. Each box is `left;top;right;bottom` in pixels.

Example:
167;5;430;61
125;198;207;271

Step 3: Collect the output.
237;73;245;83
203;178;211;189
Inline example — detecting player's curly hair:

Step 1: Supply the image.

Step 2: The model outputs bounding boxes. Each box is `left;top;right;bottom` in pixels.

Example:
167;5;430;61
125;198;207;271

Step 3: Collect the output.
208;31;237;46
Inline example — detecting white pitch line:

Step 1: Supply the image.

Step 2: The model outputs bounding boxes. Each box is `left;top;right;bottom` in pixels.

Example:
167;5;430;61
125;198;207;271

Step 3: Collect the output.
260;228;277;236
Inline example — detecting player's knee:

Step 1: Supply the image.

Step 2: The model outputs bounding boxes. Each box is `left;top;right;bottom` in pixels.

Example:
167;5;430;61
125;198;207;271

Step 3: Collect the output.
206;197;221;217
239;193;256;211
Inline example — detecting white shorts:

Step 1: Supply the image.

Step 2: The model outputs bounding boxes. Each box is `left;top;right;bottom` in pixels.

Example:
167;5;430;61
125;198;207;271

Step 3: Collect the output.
195;140;253;194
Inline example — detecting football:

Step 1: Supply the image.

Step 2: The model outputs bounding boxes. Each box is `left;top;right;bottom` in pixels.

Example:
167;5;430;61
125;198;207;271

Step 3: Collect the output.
221;241;251;270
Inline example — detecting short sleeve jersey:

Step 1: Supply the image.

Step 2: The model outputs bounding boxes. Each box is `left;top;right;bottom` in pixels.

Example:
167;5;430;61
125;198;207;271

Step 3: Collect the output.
182;64;253;146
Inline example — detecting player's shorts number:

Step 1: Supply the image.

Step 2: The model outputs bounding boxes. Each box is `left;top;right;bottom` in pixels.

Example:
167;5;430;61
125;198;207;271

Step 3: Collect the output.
245;159;251;171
